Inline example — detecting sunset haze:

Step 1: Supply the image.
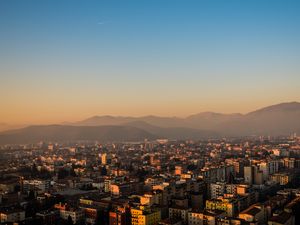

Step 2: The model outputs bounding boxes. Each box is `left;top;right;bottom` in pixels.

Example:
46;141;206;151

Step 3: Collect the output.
1;0;299;124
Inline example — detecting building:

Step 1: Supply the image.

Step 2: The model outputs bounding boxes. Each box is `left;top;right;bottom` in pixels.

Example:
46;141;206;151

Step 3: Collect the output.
105;179;112;192
244;166;253;185
210;183;226;199
159;218;183;225
101;153;108;165
210;182;243;199
140;191;163;206
205;197;238;217
188;209;225;225
131;205;161;225
110;182;143;196
22;179;50;192
169;206;190;224
258;162;269;182
109;205;131;225
0;177;20;193
36;210;59;225
0;208;25;223
238;204;266;225
268;212;295;225
109;209;127;225
101;153;112;165
175;166;183;175
253;166;264;185
270;173;292;186
55;203;84;224
190;192;204;210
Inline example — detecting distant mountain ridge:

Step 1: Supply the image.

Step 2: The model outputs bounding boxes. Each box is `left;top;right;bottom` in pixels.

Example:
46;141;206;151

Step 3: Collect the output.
0;125;157;144
0;102;299;144
72;102;300;136
246;102;300;115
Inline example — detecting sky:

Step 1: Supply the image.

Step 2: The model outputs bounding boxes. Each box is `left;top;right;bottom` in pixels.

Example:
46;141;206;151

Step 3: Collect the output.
0;0;300;124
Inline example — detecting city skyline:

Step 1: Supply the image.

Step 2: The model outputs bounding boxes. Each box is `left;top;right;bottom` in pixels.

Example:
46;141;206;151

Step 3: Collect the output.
1;0;300;124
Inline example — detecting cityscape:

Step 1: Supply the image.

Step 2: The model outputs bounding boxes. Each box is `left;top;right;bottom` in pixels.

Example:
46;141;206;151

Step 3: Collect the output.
1;1;300;225
0;132;300;225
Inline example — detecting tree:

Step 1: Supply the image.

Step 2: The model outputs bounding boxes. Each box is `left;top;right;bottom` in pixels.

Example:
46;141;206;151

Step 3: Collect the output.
187;164;197;171
136;168;148;182
101;166;107;176
28;190;35;200
31;163;39;177
57;168;68;179
67;215;73;225
69;167;77;177
14;184;21;192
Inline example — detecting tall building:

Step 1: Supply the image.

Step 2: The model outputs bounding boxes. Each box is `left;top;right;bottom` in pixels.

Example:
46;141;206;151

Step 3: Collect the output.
210;183;226;199
244;165;264;185
258;162;269;182
101;153;108;165
244;166;253;185
253;166;264;185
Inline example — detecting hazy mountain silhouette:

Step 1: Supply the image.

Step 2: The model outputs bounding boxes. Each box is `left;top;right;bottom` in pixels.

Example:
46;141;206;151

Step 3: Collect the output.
73;102;300;136
0;102;299;144
75;115;185;128
75;116;134;126
0;125;157;144
0;123;8;131
236;102;300;136
185;112;244;130
122;121;219;139
0;123;26;132
192;102;300;136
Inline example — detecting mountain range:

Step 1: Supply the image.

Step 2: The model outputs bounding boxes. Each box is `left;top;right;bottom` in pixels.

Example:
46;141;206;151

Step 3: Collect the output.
0;102;299;144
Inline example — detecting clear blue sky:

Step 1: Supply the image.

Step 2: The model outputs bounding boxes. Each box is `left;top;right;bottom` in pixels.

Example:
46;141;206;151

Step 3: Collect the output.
0;0;300;123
